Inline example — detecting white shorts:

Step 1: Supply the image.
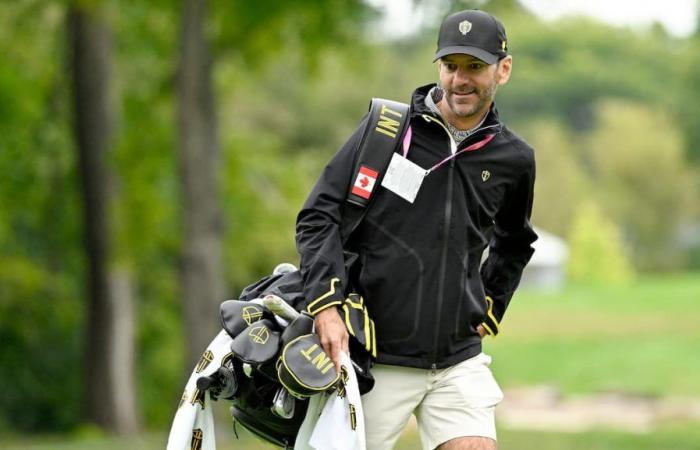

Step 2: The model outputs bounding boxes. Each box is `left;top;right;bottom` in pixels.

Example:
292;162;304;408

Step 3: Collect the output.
362;353;503;450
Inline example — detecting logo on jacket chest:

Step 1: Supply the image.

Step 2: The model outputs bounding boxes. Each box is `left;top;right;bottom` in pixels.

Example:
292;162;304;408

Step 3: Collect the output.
481;170;491;182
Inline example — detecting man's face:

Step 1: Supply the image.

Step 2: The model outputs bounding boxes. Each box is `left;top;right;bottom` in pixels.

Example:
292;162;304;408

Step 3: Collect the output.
437;54;512;121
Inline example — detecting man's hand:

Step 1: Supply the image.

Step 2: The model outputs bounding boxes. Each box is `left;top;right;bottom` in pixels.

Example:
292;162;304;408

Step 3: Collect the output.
314;307;349;374
477;324;487;338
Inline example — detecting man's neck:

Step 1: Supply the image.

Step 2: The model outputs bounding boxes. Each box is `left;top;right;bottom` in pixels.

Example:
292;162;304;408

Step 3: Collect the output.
437;101;490;132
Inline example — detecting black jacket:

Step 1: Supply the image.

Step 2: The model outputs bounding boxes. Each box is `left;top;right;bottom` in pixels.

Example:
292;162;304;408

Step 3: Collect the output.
296;84;537;369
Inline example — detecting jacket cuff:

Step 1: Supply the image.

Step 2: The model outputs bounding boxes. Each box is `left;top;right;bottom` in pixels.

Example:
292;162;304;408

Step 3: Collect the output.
480;295;501;337
305;277;345;316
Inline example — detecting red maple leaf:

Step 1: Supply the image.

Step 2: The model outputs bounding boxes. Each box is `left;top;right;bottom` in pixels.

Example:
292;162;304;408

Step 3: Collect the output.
360;177;369;188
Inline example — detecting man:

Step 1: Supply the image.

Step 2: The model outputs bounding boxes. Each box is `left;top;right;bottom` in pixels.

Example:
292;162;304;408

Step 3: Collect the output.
296;9;537;450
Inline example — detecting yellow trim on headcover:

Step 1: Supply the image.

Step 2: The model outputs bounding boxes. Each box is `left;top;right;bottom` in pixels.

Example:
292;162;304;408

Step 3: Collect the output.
307;278;341;315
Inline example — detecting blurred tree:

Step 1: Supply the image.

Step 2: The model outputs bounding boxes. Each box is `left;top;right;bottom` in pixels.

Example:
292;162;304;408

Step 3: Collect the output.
567;200;634;284
67;1;137;433
176;0;375;367
177;0;225;368
585;99;696;269
678;31;700;161
518;119;590;237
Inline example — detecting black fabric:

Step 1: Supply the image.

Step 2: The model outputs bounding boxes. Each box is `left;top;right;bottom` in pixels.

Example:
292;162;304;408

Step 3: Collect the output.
281;312;315;347
434;9;508;63
220;300;270;338
296;83;537;369
230;319;281;365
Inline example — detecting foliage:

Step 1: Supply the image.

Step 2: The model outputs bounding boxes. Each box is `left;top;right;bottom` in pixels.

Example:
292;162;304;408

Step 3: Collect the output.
2;0;700;434
566;200;634;284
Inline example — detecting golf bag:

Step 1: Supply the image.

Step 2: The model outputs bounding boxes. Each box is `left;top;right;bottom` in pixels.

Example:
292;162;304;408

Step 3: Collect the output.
171;98;410;449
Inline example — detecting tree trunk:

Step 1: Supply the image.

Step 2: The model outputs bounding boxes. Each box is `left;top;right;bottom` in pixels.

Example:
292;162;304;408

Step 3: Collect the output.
68;4;138;434
177;0;225;368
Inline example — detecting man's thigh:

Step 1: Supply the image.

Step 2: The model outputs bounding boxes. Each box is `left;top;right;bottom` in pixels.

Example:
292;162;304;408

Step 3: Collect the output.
362;364;428;450
438;436;497;450
415;353;503;450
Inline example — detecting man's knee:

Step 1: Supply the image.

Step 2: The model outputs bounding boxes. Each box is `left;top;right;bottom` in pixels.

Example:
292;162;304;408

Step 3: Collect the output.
437;436;497;450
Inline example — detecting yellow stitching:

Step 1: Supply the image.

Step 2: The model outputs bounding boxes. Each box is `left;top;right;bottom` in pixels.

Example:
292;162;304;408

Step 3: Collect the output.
485;296;500;333
309;300;343;316
370;319;377;358
343;304;356;337
363;306;371;352
346;295;364;309
307;278;341;314
481;321;496;336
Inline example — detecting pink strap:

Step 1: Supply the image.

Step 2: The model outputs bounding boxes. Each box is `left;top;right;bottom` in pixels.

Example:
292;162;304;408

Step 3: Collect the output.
428;134;495;173
402;126;413;157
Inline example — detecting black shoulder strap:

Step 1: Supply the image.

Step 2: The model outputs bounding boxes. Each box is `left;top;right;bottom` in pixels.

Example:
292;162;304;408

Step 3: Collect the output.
340;98;410;244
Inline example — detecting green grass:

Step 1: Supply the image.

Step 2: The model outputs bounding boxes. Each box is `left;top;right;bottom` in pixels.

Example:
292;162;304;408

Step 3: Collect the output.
484;272;700;396
3;273;699;449
5;424;700;450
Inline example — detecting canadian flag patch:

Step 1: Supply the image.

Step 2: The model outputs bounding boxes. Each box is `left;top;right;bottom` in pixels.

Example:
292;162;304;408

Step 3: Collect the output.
351;166;379;200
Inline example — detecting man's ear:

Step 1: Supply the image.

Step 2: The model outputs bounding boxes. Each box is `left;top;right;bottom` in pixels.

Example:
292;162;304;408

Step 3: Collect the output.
497;55;513;85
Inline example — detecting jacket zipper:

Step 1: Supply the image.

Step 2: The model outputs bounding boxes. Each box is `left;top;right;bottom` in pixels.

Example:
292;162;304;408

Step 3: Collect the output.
422;114;457;366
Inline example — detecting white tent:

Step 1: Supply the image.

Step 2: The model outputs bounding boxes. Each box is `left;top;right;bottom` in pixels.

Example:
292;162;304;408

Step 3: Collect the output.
520;227;569;290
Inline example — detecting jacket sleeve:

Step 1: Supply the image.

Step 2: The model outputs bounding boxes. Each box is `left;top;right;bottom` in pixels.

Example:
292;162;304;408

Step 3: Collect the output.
295;117;368;316
480;147;538;335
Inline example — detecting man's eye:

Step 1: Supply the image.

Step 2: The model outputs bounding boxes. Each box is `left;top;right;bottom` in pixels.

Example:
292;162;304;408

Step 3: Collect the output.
445;63;457;71
469;63;484;70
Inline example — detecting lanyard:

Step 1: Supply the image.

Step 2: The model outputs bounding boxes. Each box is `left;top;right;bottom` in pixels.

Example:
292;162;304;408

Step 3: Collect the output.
403;115;496;174
427;134;495;173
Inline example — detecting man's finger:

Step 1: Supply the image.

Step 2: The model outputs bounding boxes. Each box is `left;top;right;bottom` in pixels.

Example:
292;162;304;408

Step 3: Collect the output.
331;344;343;374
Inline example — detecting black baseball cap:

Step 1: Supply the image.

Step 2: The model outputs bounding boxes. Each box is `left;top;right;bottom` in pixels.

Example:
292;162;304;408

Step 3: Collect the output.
434;10;508;64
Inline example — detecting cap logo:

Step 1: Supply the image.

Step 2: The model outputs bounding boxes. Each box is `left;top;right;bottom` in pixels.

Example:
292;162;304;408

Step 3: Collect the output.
458;20;472;35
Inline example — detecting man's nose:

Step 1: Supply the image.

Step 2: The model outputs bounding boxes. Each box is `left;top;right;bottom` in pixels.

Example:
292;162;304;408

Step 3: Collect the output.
453;67;472;84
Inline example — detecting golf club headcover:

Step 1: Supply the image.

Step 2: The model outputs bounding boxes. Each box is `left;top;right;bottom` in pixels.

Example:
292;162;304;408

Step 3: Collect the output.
281;312;314;347
220;300;270;338
230;319;281;365
277;334;340;398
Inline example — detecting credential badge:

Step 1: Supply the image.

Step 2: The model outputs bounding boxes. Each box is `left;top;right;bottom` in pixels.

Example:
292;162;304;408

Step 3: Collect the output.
482;170;491;182
459;20;472;35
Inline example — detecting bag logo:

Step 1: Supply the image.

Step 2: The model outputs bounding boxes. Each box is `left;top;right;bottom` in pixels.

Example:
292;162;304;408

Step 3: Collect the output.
300;343;335;374
459;20;472;35
249;325;270;344
242;306;263;325
195;350;214;373
481;170;491;182
190;388;206;409
191;428;203;450
179;389;188;409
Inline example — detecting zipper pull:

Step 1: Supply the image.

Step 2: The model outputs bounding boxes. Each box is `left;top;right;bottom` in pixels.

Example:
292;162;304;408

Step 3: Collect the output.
430;363;437;376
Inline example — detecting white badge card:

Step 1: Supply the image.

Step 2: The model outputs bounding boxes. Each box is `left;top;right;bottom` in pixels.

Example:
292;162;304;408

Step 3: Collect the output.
380;153;428;203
